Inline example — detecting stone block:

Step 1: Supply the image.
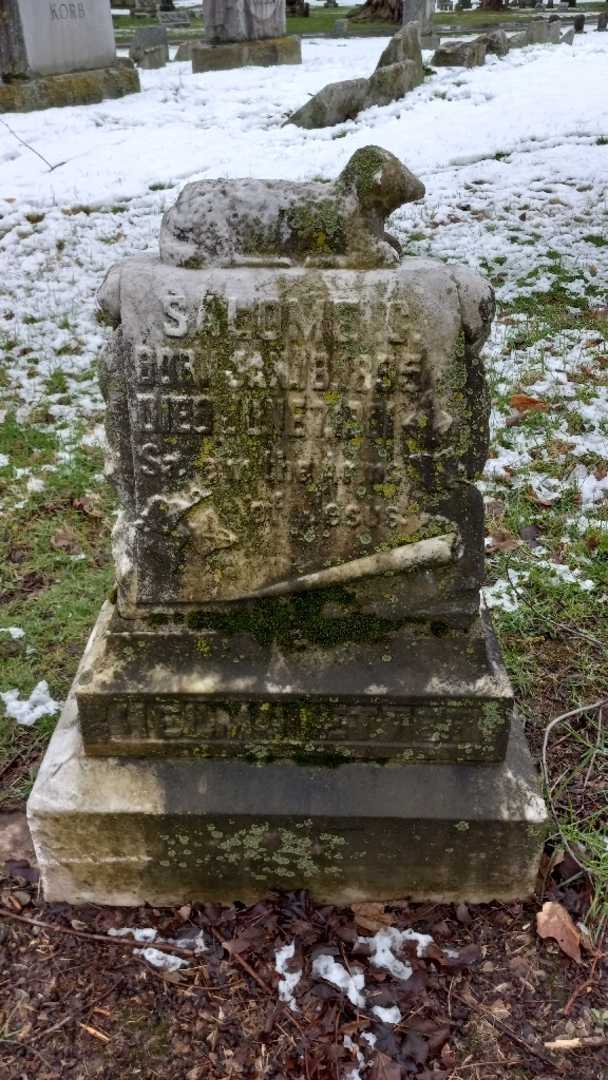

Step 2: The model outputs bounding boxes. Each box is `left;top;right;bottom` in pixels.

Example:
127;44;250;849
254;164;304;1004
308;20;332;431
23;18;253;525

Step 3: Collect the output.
507;30;529;48
431;37;487;67
560;27;575;43
597;13;607;31
402;0;435;38
334;18;350;33
0;0;116;79
364;59;423;108
573;12;584;31
483;29;510;56
129;25;169;68
289;77;368;128
376;22;423;71
174;39;201;62
0;61;140;113
75;604;514;764
28;664;546;906
204;0;285;44
191;35;301;73
134;44;167;69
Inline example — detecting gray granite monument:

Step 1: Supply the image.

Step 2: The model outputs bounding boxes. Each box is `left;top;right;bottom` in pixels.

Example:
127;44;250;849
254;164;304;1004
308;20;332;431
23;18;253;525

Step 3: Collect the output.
0;0;139;112
28;146;546;906
191;0;301;72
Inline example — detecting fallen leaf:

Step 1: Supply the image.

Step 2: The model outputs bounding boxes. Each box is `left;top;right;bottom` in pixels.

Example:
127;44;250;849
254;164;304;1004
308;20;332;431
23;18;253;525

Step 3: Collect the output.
50;527;82;555
510;393;549;414
72;495;103;518
520;524;542;549
536;901;581;963
351;902;394;933
486;529;520;554
369;1051;401;1080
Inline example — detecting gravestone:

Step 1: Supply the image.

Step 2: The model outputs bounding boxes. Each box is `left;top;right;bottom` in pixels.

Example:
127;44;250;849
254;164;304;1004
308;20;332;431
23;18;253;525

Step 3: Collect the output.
129;25;169;68
402;0;438;48
28;146;546;906
573;11;584;29
597;12;607;30
0;0;139;113
192;0;301;71
432;36;487;66
289;23;424;128
158;9;192;25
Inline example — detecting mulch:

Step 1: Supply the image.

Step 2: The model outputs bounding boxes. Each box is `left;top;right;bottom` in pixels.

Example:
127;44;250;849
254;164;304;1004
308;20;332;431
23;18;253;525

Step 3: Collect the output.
0;851;606;1080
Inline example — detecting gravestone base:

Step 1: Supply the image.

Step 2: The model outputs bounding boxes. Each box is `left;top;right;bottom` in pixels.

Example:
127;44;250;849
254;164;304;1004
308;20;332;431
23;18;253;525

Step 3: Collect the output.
0;62;140;113
191;35;301;73
28;602;546;906
28;683;546;907
72;604;515;766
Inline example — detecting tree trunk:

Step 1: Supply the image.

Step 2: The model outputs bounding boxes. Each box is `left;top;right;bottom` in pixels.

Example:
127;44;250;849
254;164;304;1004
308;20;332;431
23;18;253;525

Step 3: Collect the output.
350;0;402;23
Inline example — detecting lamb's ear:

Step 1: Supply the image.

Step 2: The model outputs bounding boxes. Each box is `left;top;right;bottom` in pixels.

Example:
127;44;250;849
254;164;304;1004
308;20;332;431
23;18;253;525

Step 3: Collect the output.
338;146;425;218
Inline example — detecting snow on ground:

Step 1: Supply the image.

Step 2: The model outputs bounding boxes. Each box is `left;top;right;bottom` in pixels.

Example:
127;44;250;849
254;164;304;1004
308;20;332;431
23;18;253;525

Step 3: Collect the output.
0;31;606;596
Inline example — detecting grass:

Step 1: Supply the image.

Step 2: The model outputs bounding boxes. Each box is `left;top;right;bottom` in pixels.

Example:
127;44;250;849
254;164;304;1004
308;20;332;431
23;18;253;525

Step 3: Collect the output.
113;2;608;42
0;414;114;809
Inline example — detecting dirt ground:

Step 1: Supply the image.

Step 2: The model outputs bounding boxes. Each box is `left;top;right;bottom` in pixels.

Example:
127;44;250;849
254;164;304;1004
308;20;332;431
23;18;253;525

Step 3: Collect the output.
0;821;606;1080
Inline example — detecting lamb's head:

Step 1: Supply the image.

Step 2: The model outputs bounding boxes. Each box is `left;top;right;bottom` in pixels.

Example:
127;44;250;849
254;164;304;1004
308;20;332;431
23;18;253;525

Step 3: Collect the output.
337;146;425;220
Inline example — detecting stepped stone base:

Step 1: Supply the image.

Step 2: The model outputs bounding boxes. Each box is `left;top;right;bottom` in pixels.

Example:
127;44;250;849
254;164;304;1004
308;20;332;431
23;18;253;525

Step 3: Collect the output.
0;62;140;114
192;36;301;73
28;618;546;906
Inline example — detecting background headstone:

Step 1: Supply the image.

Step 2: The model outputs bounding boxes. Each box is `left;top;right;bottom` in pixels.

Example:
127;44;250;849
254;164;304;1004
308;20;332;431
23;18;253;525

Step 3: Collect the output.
204;0;286;44
129;24;169;67
573;11;584;30
0;0;116;79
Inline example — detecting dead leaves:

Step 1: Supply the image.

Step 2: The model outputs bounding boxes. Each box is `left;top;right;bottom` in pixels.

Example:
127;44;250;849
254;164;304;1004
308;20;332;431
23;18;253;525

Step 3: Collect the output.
536;901;581;963
50;526;82;555
510;393;549;414
351;902;396;934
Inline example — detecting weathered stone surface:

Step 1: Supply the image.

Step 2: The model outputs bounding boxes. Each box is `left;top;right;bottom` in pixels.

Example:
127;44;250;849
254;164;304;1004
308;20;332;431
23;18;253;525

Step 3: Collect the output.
98;147;493;630
431;37;487;67
288;77;368;128
158;146;425;270
526;16;550;43
204;0;285;44
0;0;116;79
375;22;424;73
573;12;584;31
560;27;575;44
507;30;529;49
289;27;423;128
401;0;434;38
483;28;510;56
29;146;546;906
28;665;546;906
361;59;424;109
191;34;301;72
76;604;513;763
597;13;607;31
129;26;169;68
0;61;140;113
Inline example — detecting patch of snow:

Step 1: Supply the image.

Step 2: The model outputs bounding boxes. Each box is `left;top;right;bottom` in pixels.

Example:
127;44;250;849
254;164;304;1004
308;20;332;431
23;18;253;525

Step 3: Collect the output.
0;454;9;468
134;947;190;972
0;627;24;639
372;1004;402;1025
275;941;302;1011
0;681;60;726
108;926;158;943
312;954;366;1008
174;929;207;954
360;927;433;983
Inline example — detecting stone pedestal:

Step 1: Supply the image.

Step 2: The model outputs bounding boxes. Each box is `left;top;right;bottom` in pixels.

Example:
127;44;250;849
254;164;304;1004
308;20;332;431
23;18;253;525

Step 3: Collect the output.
28;146;546;904
28;639;546;906
192;35;301;72
0;61;140;113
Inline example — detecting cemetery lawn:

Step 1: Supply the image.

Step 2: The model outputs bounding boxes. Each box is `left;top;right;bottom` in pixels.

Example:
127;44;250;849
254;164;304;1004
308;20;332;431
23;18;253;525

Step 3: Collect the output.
0;29;607;1079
